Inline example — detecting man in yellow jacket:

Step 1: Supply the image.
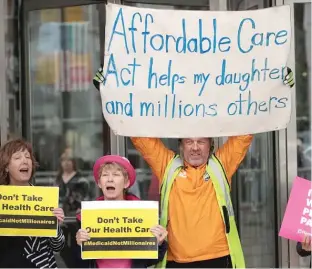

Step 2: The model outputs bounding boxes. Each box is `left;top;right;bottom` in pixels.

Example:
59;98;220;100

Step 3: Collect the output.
130;135;252;268
93;66;294;268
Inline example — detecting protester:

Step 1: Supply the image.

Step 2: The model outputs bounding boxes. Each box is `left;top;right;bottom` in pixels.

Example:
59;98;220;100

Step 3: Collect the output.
75;154;168;268
0;138;65;268
55;150;90;268
56;150;90;217
297;235;311;267
92;65;295;268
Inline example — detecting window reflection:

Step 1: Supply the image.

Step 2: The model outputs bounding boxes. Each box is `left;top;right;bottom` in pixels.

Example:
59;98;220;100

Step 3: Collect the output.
233;133;276;267
27;5;107;268
28;5;105;193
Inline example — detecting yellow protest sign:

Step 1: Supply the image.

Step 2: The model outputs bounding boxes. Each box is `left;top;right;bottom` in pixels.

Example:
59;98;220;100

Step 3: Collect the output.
0;185;59;237
81;200;159;259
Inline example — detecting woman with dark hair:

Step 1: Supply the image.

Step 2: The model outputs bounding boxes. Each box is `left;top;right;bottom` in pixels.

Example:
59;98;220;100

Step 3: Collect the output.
0;138;65;268
55;150;90;268
55;150;90;216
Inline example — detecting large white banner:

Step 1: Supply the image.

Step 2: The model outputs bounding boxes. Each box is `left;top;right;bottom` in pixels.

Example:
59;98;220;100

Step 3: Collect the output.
100;3;292;138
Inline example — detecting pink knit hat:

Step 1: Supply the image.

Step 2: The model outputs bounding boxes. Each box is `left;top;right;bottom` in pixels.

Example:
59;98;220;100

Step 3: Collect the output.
93;155;136;188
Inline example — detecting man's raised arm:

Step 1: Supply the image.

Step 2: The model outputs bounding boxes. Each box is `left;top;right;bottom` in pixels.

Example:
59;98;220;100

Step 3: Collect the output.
131;137;175;184
215;135;253;185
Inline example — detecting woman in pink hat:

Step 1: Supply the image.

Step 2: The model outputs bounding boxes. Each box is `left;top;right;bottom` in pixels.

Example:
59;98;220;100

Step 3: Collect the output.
75;155;168;268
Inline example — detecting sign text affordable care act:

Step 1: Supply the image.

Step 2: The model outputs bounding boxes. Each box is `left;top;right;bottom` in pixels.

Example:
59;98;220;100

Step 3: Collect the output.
99;4;291;137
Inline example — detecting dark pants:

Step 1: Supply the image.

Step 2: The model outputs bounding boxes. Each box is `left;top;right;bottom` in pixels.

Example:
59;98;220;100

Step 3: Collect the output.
60;222;88;268
166;255;232;268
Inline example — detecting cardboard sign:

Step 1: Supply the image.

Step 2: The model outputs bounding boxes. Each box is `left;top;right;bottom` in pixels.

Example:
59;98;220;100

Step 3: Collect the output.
81;200;158;259
279;177;312;241
100;4;292;138
0;185;59;237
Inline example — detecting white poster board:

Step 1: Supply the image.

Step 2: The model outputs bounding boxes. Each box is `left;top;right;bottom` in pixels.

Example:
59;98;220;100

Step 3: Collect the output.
100;3;292;138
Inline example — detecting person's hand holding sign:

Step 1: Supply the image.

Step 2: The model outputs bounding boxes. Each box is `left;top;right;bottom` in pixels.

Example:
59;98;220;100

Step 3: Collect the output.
76;229;90;246
283;67;295;88
52;208;65;224
302;235;312;251
150;225;168;246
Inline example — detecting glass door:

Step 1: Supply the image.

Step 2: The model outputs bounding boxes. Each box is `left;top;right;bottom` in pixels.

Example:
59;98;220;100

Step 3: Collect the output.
22;1;107;267
281;0;311;267
223;1;278;268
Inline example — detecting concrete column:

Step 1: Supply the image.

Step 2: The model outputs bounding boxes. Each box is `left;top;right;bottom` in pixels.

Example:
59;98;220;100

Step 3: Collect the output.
0;0;8;145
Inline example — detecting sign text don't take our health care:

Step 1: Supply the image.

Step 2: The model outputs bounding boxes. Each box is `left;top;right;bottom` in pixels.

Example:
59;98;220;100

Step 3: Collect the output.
100;3;292;137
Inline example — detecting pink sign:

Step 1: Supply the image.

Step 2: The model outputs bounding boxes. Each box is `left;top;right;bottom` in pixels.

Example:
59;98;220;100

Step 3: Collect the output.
279;176;312;242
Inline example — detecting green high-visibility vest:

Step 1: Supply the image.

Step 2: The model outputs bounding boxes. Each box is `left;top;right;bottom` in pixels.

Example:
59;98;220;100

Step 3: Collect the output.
156;154;245;268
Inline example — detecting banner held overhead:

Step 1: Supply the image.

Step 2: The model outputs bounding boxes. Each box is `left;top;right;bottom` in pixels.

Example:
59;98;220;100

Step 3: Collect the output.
100;3;292;138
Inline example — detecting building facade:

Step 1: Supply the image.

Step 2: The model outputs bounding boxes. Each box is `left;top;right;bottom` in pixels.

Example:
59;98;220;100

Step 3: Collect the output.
0;0;311;267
